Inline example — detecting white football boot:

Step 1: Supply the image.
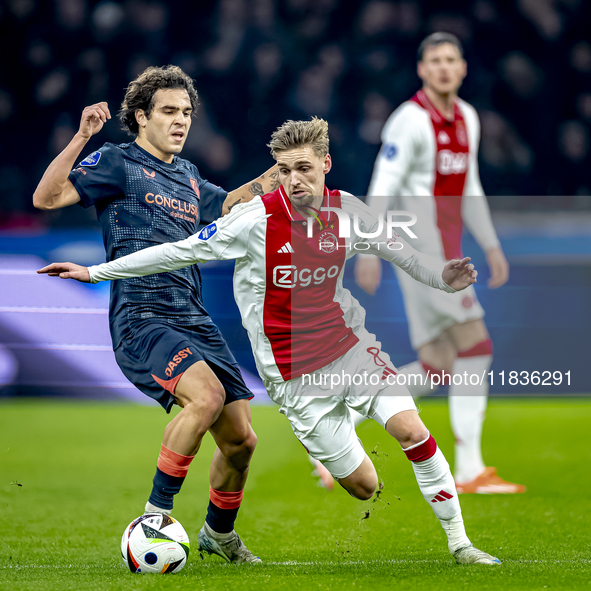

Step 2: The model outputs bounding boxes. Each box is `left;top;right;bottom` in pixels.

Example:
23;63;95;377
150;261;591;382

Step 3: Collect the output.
453;544;501;565
198;522;262;563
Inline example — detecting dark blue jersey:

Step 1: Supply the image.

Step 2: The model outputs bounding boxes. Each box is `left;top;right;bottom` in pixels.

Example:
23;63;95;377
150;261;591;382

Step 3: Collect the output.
69;142;227;349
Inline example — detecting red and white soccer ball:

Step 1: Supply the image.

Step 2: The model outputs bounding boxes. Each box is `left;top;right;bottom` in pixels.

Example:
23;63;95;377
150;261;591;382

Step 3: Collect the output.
121;513;190;574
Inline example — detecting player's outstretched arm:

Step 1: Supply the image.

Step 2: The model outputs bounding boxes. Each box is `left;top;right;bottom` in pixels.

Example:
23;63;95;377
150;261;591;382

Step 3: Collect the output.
442;257;478;291
37;262;91;283
37;202;261;284
346;195;476;294
33;102;111;210
361;231;472;294
37;239;199;284
221;165;280;215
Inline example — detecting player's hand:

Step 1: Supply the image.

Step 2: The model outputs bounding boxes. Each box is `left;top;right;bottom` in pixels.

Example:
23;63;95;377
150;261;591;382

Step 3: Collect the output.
78;102;111;140
442;257;477;291
354;255;381;295
37;262;91;283
486;246;509;289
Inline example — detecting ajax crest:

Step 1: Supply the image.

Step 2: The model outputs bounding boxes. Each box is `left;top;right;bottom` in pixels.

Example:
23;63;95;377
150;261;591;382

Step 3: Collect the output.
456;122;468;146
318;230;338;253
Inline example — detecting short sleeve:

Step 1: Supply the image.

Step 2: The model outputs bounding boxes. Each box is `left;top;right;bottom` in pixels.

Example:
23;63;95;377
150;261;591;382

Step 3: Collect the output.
68;143;126;209
198;179;228;224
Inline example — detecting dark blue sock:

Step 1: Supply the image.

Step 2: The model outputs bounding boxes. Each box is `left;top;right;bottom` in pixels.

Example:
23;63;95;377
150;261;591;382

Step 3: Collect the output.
148;467;185;511
206;501;240;534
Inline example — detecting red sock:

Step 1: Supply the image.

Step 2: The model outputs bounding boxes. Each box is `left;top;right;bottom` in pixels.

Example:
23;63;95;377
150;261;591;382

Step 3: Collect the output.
206;488;244;533
148;445;195;510
157;444;195;477
403;434;438;462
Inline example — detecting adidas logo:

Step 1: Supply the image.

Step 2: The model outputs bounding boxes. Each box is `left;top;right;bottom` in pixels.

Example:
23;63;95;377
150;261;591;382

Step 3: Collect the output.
431;490;453;503
381;367;397;380
277;242;294;253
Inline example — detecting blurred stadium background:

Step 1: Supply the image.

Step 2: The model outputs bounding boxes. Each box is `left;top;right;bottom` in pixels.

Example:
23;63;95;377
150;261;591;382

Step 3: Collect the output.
0;0;590;401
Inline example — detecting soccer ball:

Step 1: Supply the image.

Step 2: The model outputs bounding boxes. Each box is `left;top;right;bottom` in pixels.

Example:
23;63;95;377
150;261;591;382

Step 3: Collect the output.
121;513;190;574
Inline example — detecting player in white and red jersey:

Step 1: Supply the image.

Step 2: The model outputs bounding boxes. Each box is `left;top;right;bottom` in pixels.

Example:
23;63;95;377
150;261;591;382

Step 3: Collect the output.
39;118;501;565
355;32;525;494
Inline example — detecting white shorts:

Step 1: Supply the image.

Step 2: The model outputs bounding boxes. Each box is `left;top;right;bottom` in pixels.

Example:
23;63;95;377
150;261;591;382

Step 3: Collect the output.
264;330;417;479
394;265;485;350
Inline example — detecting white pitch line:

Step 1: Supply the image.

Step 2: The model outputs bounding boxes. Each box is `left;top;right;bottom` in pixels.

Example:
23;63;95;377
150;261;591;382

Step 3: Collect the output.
2;559;590;569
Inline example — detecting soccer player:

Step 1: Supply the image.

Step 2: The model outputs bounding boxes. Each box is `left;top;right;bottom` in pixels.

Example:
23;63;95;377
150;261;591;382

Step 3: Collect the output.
39;118;501;565
33;65;281;563
354;32;525;494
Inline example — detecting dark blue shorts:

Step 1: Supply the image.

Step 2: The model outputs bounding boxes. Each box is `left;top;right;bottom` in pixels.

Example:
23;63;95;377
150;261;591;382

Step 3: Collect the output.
114;320;253;413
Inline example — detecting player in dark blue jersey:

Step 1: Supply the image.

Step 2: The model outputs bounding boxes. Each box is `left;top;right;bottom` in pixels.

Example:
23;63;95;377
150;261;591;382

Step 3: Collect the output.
33;65;280;563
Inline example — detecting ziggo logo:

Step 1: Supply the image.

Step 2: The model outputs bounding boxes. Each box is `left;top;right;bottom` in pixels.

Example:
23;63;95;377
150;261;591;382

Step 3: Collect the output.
437;150;468;175
273;265;340;288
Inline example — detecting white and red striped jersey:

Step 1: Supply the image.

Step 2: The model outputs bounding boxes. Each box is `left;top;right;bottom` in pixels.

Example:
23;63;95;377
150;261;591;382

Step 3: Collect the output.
89;186;455;384
367;89;499;260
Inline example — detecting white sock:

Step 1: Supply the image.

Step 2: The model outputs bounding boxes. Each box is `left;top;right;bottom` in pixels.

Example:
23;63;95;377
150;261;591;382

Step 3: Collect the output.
409;445;471;553
398;361;439;398
144;501;171;515
204;522;234;540
449;355;491;483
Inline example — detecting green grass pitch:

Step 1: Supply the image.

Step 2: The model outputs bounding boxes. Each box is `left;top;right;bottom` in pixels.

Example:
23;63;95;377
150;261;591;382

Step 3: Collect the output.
1;397;590;590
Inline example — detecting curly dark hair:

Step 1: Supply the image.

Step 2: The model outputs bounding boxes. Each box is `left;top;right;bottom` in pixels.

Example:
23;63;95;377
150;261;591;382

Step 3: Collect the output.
118;65;199;136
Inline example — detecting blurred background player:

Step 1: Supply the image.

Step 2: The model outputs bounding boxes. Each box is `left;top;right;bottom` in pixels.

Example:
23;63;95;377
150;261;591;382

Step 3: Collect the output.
38;117;501;565
353;33;525;494
33;65;280;563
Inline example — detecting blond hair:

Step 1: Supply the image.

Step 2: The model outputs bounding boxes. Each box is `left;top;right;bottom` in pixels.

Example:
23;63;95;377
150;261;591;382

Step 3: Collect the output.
268;117;329;159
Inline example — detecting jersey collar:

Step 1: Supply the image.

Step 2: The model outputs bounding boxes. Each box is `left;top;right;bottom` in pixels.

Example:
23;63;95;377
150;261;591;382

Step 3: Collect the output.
416;89;460;124
132;142;178;169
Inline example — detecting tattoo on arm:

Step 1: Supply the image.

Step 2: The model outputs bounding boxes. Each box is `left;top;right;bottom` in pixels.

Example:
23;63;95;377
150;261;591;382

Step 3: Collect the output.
248;182;264;197
269;171;280;190
228;197;243;212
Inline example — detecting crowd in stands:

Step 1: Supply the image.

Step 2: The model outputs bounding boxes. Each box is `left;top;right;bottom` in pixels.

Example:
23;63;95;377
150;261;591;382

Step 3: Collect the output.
1;0;590;227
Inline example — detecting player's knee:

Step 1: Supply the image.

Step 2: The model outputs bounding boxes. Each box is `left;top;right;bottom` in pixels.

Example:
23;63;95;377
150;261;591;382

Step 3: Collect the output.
221;426;258;471
203;382;226;411
342;470;378;500
388;411;429;448
230;427;257;458
397;426;430;449
351;475;378;501
242;428;257;457
185;387;225;426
